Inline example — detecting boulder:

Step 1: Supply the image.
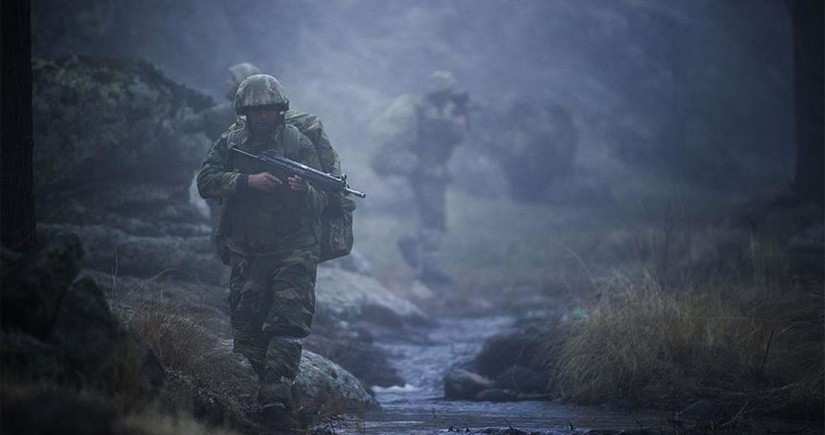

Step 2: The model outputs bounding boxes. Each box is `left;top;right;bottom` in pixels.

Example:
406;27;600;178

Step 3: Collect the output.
314;267;428;327
443;368;494;400
493;364;547;395
474;328;545;379
32;57;212;193
0;232;163;397
32;56;220;281
40;223;218;280
296;350;380;415
304;325;404;388
0;232;83;337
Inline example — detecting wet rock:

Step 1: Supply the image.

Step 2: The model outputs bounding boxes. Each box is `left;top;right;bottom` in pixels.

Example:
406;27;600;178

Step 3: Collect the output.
305;324;404;388
475;328;545;379
444;368;494;400
445;321;555;402
493;365;547;394
296;350;381;415
315;267;428;327
1;233;83;337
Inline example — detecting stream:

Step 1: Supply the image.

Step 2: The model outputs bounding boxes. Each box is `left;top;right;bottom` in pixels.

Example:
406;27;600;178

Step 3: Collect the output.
329;315;667;434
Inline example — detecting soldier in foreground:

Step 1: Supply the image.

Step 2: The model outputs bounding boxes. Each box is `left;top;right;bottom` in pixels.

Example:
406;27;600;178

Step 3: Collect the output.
370;71;469;286
196;74;326;429
187;63;349;264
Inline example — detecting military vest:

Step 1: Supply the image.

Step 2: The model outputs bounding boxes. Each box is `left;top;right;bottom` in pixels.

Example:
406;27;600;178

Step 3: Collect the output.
223;125;317;255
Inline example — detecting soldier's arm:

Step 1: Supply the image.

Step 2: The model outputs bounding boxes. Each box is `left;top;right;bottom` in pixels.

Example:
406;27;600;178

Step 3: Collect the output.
196;136;245;199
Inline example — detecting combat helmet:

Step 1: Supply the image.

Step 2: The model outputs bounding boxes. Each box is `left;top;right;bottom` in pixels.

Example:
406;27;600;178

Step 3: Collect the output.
426;70;457;96
234;74;290;115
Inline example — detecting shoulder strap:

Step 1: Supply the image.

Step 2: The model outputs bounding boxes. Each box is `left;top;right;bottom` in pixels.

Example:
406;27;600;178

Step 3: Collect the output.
283;124;301;158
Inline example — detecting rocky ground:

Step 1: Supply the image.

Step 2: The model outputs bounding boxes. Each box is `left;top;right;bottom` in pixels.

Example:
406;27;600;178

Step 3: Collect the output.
2;55;434;434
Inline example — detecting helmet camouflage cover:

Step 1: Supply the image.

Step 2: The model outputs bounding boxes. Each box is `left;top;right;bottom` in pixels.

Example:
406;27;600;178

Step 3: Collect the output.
426;70;457;96
234;74;290;115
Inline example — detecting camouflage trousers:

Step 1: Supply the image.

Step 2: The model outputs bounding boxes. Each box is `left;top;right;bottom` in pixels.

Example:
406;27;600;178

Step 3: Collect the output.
228;245;318;392
399;179;449;283
412;179;447;231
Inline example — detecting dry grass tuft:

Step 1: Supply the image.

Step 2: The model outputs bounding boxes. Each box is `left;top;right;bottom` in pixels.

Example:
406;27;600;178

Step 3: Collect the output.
548;227;824;417
127;297;217;374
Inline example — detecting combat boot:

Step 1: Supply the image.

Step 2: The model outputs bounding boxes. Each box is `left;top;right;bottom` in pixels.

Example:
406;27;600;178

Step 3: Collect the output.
257;378;300;431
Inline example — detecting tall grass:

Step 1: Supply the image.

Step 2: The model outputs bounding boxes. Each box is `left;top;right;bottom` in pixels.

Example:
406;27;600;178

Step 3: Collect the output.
548;226;824;418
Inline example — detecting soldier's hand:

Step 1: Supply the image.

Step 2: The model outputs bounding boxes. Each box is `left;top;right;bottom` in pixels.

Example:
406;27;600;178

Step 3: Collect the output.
287;175;308;192
247;172;282;191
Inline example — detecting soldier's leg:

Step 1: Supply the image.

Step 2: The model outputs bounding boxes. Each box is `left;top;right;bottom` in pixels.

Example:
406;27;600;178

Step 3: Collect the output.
258;248;319;408
418;227;451;285
397;234;420;268
228;253;271;379
413;181;451;284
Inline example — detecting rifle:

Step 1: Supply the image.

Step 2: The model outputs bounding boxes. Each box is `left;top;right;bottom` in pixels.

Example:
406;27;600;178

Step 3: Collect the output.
230;147;366;198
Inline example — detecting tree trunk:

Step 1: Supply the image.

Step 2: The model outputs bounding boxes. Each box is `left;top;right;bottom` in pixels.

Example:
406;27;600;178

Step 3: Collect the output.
790;0;824;205
1;0;36;252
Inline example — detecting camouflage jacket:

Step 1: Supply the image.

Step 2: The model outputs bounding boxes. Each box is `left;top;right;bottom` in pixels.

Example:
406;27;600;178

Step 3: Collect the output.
369;95;467;181
197;123;326;261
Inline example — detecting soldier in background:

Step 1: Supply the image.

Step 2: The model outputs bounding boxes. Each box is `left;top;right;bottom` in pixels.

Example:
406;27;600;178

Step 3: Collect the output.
183;63;262;141
370;71;469;286
197;74;326;429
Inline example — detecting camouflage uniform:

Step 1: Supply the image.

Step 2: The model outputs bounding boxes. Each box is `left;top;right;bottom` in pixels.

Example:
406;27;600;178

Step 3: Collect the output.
370;71;468;284
196;75;325;414
186;63;342;266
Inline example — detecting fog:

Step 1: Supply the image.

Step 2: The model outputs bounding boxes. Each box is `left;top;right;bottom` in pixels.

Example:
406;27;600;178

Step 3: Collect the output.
19;2;822;432
33;0;796;199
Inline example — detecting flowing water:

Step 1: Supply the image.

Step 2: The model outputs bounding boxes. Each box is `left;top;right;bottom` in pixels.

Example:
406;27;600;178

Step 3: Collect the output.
328;315;668;434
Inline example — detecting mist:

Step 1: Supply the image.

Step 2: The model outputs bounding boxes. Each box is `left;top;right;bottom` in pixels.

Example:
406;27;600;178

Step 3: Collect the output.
32;0;796;196
4;1;821;434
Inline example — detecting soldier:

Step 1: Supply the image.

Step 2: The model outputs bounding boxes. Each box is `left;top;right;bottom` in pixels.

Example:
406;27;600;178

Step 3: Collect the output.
196;74;326;429
370;71;469;285
187;63;345;261
183;62;262;141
